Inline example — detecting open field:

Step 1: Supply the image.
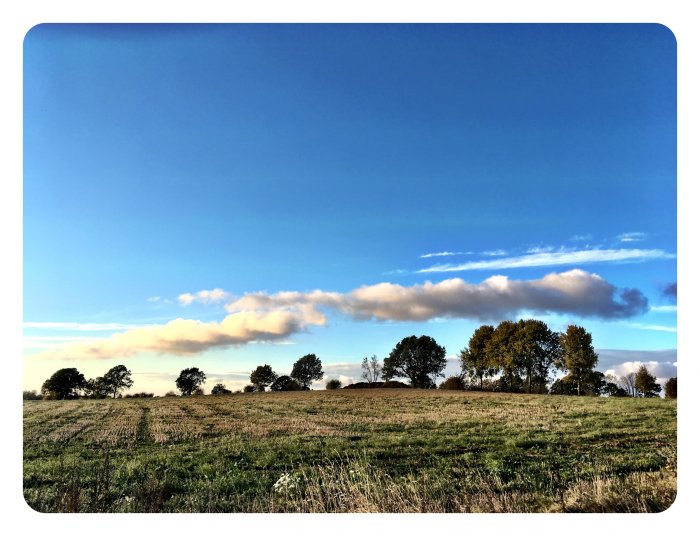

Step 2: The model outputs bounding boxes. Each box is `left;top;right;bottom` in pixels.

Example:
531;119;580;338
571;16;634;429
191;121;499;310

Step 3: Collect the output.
23;389;676;513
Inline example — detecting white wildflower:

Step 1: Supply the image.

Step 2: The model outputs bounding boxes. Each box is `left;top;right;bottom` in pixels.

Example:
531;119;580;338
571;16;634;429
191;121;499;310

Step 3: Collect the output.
273;472;298;493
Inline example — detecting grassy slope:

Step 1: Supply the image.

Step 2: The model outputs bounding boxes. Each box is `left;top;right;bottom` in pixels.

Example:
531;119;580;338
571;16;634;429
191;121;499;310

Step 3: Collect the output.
23;389;677;513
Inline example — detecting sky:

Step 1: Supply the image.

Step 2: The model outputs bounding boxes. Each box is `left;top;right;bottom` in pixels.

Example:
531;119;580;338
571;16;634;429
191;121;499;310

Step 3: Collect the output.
23;23;677;395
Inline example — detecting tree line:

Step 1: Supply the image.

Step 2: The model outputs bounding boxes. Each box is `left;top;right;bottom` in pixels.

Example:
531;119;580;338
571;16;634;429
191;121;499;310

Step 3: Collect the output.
26;319;676;400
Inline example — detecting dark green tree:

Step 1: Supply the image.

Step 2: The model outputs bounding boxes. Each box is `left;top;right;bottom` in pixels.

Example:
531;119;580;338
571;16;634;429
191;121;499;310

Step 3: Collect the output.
557;325;598;396
175;367;206;396
270;375;303;391
635;365;662;398
83;376;110;399
460;324;496;390
382;335;446;389
211;383;232;395
290;354;324;389
250;364;278;392
325;378;342;390
665;377;677;399
101;365;134;398
41;368;86;399
514;319;561;393
486;321;522;392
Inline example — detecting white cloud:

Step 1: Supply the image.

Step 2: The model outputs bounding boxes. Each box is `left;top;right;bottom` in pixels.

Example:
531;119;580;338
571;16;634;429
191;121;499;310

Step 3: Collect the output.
419;251;472;258
626;323;677;333
617;232;647;243
178;288;231;306
417;248;675;273
481;249;507;257
604;361;677;384
570;234;592;242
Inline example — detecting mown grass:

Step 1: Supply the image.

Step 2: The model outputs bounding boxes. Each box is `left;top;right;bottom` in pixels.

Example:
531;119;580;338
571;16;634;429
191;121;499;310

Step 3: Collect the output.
23;389;676;513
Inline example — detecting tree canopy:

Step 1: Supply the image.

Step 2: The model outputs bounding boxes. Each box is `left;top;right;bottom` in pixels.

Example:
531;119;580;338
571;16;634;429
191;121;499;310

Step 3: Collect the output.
382;335;446;388
250;364;278;392
290;354;324;389
102;365;134;398
635;365;662;398
270;375;303;391
558;325;598;396
361;354;382;384
664;377;677;399
41;368;86;399
175;367;206;396
460;324;496;390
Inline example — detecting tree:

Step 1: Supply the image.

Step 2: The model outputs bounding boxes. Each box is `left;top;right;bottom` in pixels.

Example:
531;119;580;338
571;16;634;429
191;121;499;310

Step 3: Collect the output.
439;376;466;390
250;364;278;392
665;377;677;399
211;383;232;395
101;365;134;398
326;379;342;390
270;375;303;391
23;390;41;400
558;325;598;396
460;325;496;390
486;321;521;392
514;319;561;393
41;368;86;399
382;335;446;389
290;354;324;389
360;354;382;384
83;377;110;399
175;367;206;396
620;372;638;397
635;365;661;398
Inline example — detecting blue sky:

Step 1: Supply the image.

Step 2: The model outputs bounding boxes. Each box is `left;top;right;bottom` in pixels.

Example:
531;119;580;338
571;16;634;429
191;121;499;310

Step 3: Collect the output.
23;23;677;394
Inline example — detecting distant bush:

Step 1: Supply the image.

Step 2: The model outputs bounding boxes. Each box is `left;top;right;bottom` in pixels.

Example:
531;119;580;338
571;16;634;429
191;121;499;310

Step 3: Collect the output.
193;388;204;396
439;376;466;390
381;380;410;389
343;382;383;389
164;391;178;397
23;390;41;400
665;377;677;399
326;379;342;390
211;383;232;395
243;384;256;393
124;392;154;398
270;376;303;391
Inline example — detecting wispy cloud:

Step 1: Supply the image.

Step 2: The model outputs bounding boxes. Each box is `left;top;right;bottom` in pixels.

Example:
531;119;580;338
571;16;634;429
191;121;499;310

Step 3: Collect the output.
178;288;231;306
570;234;592;242
650;305;677;313
617;232;647;243
419;251;472;259
626;323;677;333
481;249;507;257
417;248;675;273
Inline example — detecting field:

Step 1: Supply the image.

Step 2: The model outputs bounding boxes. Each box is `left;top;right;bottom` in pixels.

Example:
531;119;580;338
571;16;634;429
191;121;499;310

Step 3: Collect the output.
23;389;676;513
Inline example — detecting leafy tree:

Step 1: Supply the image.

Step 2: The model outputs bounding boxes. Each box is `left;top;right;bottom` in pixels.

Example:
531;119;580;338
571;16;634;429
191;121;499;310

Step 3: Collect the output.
211;383;232;395
514;319;561;393
41;368;86;399
635;365;662;398
438;376;466;390
361;354;382;384
83;377;110;399
382;335;446;389
486;321;521;392
175;367;206;396
290;354;324;389
326;378;342;390
665;377;677;399
101;365;134;398
557;325;598;396
603;374;628;397
270;375;303;391
460;325;496;390
250;364;278;392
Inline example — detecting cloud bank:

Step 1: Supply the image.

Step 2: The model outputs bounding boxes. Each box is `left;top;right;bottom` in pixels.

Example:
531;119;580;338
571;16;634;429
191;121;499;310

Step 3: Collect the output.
31;270;648;360
418;248;675;273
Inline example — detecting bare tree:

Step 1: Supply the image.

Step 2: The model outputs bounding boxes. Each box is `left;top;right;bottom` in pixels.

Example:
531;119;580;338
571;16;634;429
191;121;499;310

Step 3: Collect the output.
361;354;381;384
620;372;638;397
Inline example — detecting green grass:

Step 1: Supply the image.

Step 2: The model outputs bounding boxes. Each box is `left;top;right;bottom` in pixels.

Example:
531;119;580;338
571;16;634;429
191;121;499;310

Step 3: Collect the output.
23;389;676;512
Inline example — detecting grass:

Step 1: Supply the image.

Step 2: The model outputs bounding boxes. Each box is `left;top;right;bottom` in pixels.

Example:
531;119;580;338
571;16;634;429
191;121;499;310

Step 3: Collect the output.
23;389;676;513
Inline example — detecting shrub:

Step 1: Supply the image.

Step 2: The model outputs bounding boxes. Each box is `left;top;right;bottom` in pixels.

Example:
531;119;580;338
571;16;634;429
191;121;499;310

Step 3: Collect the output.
439;376;466;390
243;384;256;393
23;390;41;400
326;379;342;390
270;376;303;391
665;377;677;399
211;383;232;395
164;391;178;397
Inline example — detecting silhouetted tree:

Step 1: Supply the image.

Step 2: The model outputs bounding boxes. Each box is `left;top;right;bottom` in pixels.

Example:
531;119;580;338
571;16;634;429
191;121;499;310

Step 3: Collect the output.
270;375;303;391
290;354;324;389
250;364;278;392
557;325;598;396
102;365;134;398
361;355;382;384
326;379;342;390
83;377;110;399
665;377;677;399
243;384;256;393
460;324;496;390
175;367;206;396
382;335;446;389
41;368;86;399
635;365;661;398
211;383;232;395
